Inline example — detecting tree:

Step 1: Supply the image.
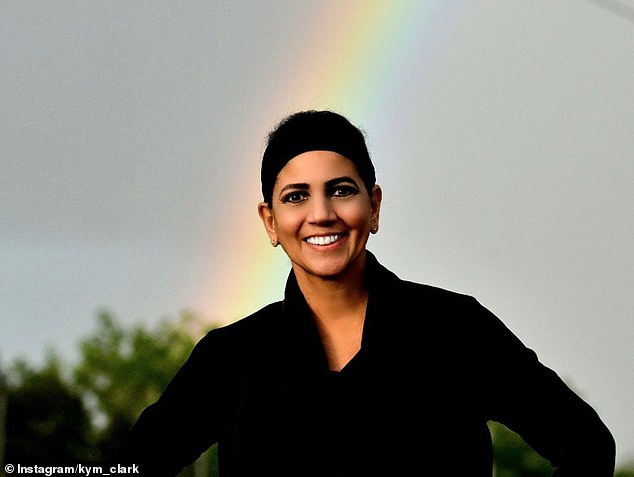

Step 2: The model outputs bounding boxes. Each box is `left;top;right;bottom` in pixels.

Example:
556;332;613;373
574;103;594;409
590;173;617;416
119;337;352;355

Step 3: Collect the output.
4;352;95;465
72;310;207;462
489;421;553;477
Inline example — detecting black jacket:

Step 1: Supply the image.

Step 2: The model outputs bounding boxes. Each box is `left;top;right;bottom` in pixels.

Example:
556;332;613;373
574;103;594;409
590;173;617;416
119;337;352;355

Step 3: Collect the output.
114;251;615;476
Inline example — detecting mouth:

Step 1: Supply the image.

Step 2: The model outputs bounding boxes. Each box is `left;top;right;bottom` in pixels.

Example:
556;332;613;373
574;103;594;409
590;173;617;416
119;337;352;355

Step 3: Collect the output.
304;233;345;246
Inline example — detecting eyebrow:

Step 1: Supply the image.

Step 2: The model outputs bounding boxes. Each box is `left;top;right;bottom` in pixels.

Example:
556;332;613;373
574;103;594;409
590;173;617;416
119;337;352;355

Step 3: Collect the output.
278;176;360;194
279;182;309;194
325;176;360;188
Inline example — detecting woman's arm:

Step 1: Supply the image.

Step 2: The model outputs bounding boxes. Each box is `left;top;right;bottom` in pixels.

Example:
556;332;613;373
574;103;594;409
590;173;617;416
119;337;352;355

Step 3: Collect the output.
111;330;224;476
470;298;616;476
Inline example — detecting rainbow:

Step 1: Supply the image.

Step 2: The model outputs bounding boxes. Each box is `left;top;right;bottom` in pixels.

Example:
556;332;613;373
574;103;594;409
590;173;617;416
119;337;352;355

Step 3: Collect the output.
200;2;464;325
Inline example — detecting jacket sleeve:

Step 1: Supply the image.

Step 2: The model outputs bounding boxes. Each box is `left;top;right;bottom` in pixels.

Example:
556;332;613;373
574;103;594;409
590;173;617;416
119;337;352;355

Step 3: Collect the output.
110;329;226;477
469;298;616;477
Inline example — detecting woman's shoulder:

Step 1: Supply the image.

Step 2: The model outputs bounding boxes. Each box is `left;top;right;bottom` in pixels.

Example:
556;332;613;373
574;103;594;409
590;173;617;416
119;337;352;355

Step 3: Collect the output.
401;278;473;300
384;271;479;311
369;252;478;308
191;301;285;355
209;300;283;335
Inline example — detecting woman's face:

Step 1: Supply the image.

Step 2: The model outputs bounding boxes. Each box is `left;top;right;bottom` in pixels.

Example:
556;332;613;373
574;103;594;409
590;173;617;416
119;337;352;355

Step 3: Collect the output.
259;150;382;282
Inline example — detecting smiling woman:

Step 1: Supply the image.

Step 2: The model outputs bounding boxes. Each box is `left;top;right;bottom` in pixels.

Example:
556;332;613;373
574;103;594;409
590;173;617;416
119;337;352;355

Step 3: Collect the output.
259;151;381;286
258;149;382;372
112;110;616;477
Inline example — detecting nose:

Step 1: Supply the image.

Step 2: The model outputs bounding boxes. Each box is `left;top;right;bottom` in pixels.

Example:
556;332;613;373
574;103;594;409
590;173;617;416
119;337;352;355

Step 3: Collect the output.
308;194;336;225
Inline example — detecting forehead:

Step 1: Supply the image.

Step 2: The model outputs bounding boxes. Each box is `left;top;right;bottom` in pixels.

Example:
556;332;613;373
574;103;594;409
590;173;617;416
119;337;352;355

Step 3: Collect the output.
275;150;361;185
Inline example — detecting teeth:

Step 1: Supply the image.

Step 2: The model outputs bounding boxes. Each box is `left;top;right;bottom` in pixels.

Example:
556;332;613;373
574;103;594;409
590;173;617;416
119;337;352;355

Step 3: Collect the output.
306;234;342;246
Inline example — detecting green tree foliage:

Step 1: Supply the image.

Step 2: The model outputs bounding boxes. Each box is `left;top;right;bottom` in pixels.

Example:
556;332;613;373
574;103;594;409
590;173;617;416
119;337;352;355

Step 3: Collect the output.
615;468;634;477
72;310;203;459
489;421;553;477
4;352;94;465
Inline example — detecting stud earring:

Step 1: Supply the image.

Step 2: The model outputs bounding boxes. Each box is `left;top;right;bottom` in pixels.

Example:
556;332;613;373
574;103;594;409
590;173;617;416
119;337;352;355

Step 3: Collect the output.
271;239;279;247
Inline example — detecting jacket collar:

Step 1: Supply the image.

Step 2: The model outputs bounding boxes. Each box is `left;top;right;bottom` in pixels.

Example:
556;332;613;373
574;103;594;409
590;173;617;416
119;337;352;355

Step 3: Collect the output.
281;249;397;313
280;250;401;366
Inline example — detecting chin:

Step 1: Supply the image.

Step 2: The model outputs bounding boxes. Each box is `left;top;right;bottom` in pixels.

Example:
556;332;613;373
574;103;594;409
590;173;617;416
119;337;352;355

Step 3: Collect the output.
307;255;363;280
315;268;348;280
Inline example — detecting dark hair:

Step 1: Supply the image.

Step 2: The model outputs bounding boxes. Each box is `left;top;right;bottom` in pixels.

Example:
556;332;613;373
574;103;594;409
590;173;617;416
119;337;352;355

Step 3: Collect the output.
261;110;376;204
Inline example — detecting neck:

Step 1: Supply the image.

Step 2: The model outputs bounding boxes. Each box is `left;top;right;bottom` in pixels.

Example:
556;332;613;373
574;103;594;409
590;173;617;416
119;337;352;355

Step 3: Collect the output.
293;254;369;372
301;277;368;322
293;253;368;321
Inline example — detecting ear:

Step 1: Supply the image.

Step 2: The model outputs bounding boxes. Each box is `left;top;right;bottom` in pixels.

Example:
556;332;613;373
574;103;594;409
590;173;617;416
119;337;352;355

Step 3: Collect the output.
258;201;278;245
370;184;383;231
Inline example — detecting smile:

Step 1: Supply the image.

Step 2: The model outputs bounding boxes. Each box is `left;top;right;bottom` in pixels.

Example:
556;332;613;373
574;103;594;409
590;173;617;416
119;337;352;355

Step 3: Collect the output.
304;234;344;246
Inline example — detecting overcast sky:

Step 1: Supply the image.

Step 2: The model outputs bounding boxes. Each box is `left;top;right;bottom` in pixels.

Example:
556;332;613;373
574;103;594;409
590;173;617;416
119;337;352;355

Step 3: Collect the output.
1;0;632;466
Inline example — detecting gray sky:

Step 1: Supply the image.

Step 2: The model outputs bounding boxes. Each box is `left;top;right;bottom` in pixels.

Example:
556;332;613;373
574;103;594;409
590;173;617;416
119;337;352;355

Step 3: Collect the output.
1;0;632;466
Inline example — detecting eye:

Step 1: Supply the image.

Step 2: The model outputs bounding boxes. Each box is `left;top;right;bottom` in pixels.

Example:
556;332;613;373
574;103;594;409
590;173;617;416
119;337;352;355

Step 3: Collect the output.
331;185;358;198
281;190;308;204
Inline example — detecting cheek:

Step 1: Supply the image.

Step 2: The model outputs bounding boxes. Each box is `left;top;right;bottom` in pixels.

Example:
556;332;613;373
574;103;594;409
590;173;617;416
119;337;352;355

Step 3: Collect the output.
272;209;303;235
339;203;373;229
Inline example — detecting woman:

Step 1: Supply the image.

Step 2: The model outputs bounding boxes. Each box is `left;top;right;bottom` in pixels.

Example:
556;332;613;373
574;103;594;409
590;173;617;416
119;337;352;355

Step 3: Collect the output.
114;110;615;476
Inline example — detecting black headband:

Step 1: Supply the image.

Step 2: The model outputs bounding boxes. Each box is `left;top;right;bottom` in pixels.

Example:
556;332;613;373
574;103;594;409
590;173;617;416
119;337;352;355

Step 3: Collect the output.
261;110;376;204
